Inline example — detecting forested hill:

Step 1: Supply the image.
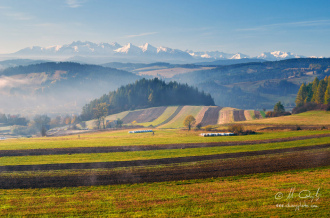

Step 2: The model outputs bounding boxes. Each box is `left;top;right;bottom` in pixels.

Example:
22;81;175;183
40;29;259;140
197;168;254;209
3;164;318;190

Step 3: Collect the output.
0;62;140;114
170;58;330;109
81;78;215;120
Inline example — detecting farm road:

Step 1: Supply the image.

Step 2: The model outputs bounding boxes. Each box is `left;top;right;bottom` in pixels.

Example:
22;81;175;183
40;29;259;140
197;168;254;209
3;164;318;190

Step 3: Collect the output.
1;133;330;157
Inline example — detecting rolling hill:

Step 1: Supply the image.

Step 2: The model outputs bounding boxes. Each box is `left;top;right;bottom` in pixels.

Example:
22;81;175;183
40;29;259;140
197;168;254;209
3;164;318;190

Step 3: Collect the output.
85;106;265;129
0;62;140;114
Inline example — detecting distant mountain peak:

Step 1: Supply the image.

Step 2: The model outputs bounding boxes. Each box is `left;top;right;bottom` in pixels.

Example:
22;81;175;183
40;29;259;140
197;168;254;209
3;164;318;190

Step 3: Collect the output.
257;51;303;60
9;41;310;63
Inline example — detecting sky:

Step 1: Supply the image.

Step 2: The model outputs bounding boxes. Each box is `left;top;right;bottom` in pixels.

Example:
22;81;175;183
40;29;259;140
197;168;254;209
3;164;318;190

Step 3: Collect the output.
0;0;330;57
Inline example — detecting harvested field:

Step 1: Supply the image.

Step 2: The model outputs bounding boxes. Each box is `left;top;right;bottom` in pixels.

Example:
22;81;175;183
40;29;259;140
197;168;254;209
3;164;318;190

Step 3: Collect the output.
218;108;233;124
155;106;183;127
159;106;203;128
0;147;328;189
194;106;209;125
121;107;167;124
244;110;253;121
138;106;178;127
199;106;222;126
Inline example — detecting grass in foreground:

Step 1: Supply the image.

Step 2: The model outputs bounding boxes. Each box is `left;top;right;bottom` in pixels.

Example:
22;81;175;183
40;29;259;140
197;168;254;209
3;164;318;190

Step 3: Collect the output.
1;129;330;151
0;167;328;217
0;137;329;166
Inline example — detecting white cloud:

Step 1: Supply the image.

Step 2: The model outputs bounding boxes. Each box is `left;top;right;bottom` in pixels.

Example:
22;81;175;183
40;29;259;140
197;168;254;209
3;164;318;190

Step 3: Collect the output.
124;32;158;38
66;0;86;8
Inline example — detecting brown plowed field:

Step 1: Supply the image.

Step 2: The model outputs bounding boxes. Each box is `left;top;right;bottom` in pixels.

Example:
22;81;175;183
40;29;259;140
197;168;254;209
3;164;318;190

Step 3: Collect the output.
200;106;222;126
0;147;328;189
121;107;167;124
1;133;330;157
254;111;263;119
233;110;246;122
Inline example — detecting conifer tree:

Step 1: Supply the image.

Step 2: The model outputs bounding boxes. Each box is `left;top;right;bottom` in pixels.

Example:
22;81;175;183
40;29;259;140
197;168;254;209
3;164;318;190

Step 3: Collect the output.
311;77;319;102
324;82;330;104
295;83;307;107
315;80;327;104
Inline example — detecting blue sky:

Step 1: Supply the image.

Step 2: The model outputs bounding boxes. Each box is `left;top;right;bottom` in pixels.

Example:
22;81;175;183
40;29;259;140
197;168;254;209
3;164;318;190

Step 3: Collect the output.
0;0;330;57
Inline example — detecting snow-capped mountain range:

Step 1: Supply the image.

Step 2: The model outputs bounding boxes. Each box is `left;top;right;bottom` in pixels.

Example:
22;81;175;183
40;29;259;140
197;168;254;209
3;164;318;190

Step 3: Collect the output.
3;41;309;63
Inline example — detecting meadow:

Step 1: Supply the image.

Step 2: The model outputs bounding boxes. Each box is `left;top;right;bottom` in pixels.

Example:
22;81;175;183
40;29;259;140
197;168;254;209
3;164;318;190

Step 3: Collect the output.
0;110;329;216
1;128;330;150
0;167;328;217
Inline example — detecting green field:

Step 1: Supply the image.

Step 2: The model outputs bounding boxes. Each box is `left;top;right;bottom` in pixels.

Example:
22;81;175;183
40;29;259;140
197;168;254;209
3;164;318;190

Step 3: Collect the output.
1;129;330;150
241;111;330;126
1;109;329;217
1;136;329;166
0;167;328;217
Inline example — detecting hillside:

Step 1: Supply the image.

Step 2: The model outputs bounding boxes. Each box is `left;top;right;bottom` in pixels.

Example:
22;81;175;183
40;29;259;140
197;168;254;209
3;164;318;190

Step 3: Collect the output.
0;62;140;114
170;58;330;110
85;106;265;129
81;78;215;121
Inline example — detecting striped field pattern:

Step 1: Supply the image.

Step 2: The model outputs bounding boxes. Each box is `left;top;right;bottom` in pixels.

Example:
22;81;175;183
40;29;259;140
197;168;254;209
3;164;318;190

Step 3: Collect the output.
86;106;265;129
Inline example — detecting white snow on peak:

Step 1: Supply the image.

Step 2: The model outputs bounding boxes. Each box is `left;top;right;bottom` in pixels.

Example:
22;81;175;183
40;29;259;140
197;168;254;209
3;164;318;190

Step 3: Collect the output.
157;46;168;53
230;53;248;59
201;54;211;58
257;51;302;60
139;43;157;53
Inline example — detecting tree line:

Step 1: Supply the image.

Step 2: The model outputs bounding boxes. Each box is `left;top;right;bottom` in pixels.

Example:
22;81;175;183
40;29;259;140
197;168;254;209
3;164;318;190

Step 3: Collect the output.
81;78;215;121
294;76;330;113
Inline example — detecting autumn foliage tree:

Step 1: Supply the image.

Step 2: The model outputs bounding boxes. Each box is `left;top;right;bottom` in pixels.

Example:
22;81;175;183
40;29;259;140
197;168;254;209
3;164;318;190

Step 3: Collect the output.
183;115;196;131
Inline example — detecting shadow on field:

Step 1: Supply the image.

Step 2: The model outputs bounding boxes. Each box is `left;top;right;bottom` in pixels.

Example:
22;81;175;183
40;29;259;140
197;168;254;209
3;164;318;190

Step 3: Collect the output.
0;145;329;189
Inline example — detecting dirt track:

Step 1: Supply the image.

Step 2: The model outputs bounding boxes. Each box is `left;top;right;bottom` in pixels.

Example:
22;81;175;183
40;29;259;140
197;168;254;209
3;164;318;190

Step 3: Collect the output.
1;133;330;157
0;147;328;189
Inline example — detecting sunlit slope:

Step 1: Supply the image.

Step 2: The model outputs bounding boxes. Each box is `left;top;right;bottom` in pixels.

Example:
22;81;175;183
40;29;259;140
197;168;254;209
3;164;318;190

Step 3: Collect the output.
86;106;265;129
240;111;330;126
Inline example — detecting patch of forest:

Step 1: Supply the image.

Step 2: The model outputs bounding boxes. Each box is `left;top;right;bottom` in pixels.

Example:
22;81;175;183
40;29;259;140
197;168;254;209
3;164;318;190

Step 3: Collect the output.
81;78;215;121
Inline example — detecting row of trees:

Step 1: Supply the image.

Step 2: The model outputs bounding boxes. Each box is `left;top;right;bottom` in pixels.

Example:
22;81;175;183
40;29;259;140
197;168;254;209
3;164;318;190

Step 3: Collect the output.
295;76;330;107
0;113;29;126
8;114;81;136
81;78;215;121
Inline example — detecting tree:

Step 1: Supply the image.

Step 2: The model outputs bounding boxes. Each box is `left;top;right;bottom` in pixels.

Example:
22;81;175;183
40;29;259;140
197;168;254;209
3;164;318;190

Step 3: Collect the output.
33;115;51;136
311;77;319;102
295;83;307;107
116;118;123;128
274;101;285;113
93;102;109;129
324;81;330;104
183;115;196;131
315;80;327;104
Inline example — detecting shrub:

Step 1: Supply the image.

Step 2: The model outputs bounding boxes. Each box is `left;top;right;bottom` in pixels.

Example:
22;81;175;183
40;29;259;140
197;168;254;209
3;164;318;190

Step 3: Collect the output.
228;124;244;135
204;125;214;131
195;123;202;130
